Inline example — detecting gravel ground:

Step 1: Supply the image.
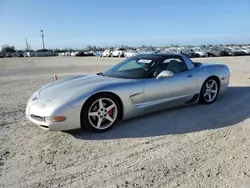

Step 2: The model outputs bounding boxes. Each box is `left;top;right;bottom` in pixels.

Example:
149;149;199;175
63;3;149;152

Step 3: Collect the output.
0;56;250;188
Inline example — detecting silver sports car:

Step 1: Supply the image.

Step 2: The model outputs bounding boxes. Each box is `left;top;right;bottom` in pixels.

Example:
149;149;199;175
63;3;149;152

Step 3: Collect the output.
26;53;230;132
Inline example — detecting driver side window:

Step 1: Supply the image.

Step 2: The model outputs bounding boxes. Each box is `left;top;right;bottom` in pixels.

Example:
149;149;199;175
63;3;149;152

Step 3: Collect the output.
153;56;188;77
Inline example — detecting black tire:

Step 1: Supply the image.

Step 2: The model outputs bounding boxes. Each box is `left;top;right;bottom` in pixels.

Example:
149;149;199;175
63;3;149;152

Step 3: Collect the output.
199;77;220;104
196;54;200;57
81;93;121;133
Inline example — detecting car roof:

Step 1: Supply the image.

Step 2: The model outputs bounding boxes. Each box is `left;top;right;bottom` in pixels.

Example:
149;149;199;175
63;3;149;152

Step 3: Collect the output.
135;52;183;57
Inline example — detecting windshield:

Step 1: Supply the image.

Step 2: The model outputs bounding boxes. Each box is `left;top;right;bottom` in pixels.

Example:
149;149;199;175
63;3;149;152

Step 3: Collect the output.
234;47;241;50
169;49;177;52
182;49;191;53
193;48;201;52
103;57;157;79
242;47;249;50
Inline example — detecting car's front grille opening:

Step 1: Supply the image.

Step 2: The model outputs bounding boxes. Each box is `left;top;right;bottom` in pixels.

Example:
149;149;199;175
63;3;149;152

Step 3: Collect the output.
30;114;44;122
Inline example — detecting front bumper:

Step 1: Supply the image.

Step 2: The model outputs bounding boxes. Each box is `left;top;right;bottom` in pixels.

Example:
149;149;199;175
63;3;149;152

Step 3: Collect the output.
26;99;81;131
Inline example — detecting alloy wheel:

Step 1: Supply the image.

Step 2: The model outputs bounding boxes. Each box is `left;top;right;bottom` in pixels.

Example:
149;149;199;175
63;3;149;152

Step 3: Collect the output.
203;79;218;103
88;98;118;130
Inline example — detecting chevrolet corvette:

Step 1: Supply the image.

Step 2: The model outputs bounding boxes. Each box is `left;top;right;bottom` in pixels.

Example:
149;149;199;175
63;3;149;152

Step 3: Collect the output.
26;53;230;132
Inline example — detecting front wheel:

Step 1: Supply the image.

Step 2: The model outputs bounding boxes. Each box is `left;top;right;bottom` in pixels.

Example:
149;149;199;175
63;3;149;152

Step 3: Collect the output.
81;94;121;132
199;78;219;104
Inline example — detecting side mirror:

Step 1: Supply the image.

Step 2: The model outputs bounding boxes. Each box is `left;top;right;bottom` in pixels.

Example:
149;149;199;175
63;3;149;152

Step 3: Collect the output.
156;70;174;79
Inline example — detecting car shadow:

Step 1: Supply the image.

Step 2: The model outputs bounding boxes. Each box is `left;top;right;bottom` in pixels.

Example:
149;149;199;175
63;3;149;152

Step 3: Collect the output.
70;86;250;140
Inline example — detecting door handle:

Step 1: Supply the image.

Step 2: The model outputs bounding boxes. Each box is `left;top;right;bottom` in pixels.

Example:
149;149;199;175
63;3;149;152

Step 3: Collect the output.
187;75;193;77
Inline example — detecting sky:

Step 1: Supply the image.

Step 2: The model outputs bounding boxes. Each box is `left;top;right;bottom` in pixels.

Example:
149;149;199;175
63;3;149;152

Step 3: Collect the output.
0;0;250;50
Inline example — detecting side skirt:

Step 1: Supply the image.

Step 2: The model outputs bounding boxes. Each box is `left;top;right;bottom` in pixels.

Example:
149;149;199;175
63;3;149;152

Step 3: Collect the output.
185;94;199;104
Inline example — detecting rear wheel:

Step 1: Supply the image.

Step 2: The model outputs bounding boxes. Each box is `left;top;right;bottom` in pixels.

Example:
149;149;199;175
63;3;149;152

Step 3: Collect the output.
81;94;121;132
199;78;219;104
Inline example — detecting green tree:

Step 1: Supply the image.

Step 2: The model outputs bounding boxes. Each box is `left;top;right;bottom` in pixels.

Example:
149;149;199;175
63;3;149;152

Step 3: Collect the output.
1;45;16;53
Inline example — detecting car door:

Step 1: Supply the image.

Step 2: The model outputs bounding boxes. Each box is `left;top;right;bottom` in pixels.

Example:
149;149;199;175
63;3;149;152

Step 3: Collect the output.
143;56;198;113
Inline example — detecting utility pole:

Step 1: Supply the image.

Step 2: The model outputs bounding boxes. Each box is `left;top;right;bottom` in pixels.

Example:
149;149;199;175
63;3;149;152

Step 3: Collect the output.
41;30;45;49
25;38;29;51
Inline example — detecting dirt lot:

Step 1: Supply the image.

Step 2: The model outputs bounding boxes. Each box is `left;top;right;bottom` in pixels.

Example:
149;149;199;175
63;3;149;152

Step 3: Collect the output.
0;56;250;188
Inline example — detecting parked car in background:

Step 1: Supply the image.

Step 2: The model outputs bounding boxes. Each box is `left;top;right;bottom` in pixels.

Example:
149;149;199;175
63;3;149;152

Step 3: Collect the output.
176;47;186;53
137;47;158;54
74;51;94;57
18;53;24;57
124;49;138;57
191;47;208;57
168;47;178;53
101;49;113;57
226;47;246;56
241;46;250;55
85;51;95;56
64;52;71;56
75;52;85;56
180;48;197;58
163;49;171;53
6;53;12;58
71;52;79;56
12;52;24;58
206;46;230;57
0;53;3;58
94;51;103;57
112;48;125;57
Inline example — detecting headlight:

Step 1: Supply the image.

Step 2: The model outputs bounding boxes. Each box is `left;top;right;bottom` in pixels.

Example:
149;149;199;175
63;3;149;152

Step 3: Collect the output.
44;116;66;122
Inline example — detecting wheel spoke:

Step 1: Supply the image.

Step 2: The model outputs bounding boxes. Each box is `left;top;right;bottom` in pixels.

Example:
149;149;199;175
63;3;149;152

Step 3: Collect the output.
208;94;212;101
105;115;114;123
98;99;103;109
204;92;209;96
210;81;215;88
89;111;99;116
96;117;103;128
106;104;115;111
211;90;217;93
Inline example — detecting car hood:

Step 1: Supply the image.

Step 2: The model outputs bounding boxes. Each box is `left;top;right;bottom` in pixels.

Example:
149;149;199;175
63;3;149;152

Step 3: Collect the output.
38;74;127;102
